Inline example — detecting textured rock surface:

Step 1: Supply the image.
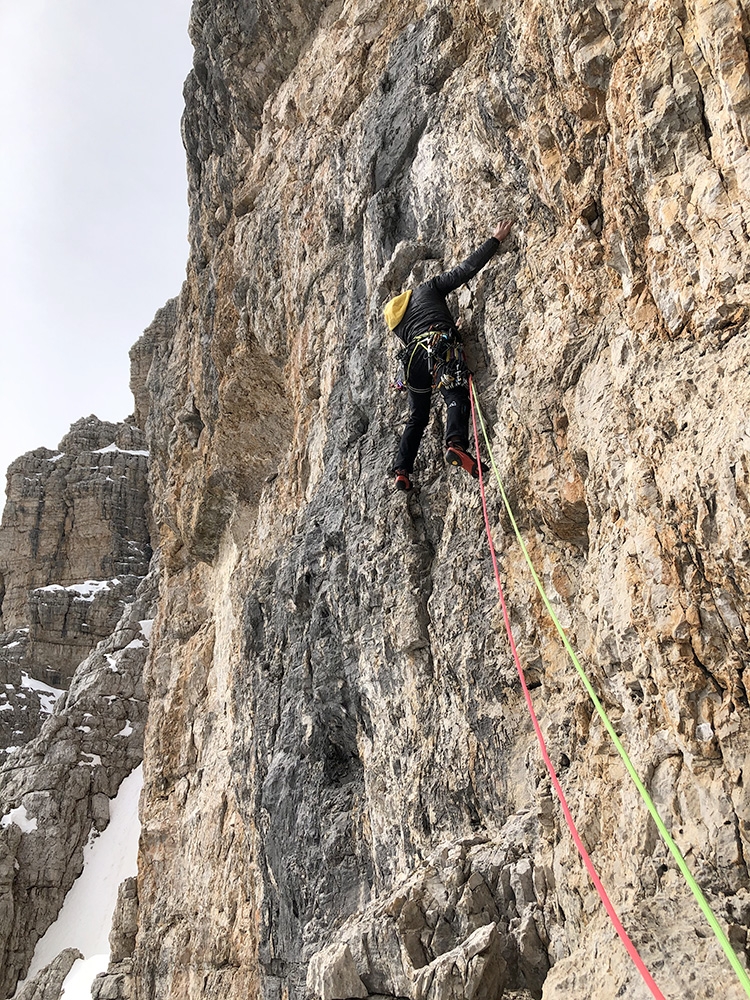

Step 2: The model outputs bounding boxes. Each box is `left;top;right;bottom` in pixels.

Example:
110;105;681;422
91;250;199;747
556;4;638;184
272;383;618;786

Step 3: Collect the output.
0;416;150;756
12;948;83;1000
8;1;750;999
0;574;154;998
0;415;150;629
88;877;139;1000
120;1;750;999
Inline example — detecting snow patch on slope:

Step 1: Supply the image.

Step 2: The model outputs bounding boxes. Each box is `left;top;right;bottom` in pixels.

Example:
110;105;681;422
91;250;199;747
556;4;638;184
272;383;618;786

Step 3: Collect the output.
16;765;143;996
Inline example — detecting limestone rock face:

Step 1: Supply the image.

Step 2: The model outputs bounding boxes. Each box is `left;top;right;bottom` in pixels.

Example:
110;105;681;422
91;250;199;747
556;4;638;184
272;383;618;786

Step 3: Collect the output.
0;415;150;629
13;948;83;1000
0;574;154;998
79;2;750;1000
0;416;151;757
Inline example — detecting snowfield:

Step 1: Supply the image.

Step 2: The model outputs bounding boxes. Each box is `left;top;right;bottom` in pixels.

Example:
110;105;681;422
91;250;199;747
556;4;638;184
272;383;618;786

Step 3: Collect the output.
13;764;143;999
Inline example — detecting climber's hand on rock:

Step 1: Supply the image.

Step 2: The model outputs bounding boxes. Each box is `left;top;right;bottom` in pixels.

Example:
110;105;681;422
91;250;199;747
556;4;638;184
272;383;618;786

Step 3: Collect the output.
493;219;514;241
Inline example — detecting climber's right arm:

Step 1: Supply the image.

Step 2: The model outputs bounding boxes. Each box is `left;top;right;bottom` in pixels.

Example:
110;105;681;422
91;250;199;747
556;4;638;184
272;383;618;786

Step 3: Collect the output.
431;220;514;295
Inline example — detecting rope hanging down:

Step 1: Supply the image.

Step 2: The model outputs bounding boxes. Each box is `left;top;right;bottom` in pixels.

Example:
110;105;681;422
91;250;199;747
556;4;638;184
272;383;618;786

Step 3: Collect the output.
469;376;750;1000
468;377;667;1000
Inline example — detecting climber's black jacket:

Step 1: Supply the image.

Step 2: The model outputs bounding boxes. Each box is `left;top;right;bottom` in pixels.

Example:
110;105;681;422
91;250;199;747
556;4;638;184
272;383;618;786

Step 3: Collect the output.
393;237;501;344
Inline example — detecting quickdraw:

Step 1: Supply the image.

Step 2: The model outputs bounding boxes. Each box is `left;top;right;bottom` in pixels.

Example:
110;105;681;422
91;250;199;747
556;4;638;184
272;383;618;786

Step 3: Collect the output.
392;328;470;393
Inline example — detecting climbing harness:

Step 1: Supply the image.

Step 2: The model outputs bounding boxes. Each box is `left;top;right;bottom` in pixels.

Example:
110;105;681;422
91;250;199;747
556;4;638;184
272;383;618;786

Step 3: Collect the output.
468;375;750;1000
430;332;470;392
393;329;470;394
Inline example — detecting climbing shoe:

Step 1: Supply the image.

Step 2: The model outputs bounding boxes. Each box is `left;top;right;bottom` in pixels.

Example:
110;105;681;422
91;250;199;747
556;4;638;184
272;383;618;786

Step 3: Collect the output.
394;469;413;492
445;444;487;479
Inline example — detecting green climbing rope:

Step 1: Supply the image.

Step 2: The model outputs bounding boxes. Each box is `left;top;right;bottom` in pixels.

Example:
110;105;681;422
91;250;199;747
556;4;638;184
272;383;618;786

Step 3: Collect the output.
471;381;750;998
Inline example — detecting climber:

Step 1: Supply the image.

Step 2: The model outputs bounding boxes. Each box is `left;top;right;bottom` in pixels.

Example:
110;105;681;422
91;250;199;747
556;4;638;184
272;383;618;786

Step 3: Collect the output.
384;219;514;491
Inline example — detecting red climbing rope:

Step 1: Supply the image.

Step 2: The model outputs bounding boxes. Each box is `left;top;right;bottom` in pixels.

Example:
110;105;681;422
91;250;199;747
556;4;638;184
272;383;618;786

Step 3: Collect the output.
468;376;667;1000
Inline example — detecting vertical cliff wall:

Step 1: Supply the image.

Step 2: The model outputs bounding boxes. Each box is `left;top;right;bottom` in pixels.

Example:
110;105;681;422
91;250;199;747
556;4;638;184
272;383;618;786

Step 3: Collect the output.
0;417;153;997
0;416;151;757
114;1;750;999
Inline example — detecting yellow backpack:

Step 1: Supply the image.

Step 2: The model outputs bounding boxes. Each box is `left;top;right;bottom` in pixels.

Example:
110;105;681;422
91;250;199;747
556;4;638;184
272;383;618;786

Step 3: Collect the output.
383;290;412;331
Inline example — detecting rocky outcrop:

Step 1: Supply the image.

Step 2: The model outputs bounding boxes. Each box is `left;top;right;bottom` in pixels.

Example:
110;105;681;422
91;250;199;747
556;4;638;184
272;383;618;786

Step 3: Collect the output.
89;878;139;1000
13;949;83;1000
0;416;151;757
0;416;150;630
305;826;545;1000
0;573;154;998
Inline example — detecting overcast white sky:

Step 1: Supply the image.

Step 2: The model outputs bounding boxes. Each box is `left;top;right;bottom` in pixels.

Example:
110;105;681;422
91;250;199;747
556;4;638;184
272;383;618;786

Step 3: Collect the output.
0;0;193;493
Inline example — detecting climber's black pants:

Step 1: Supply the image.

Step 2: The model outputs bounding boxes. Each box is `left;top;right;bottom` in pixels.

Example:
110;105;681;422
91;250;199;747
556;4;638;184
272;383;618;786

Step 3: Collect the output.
393;346;470;473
